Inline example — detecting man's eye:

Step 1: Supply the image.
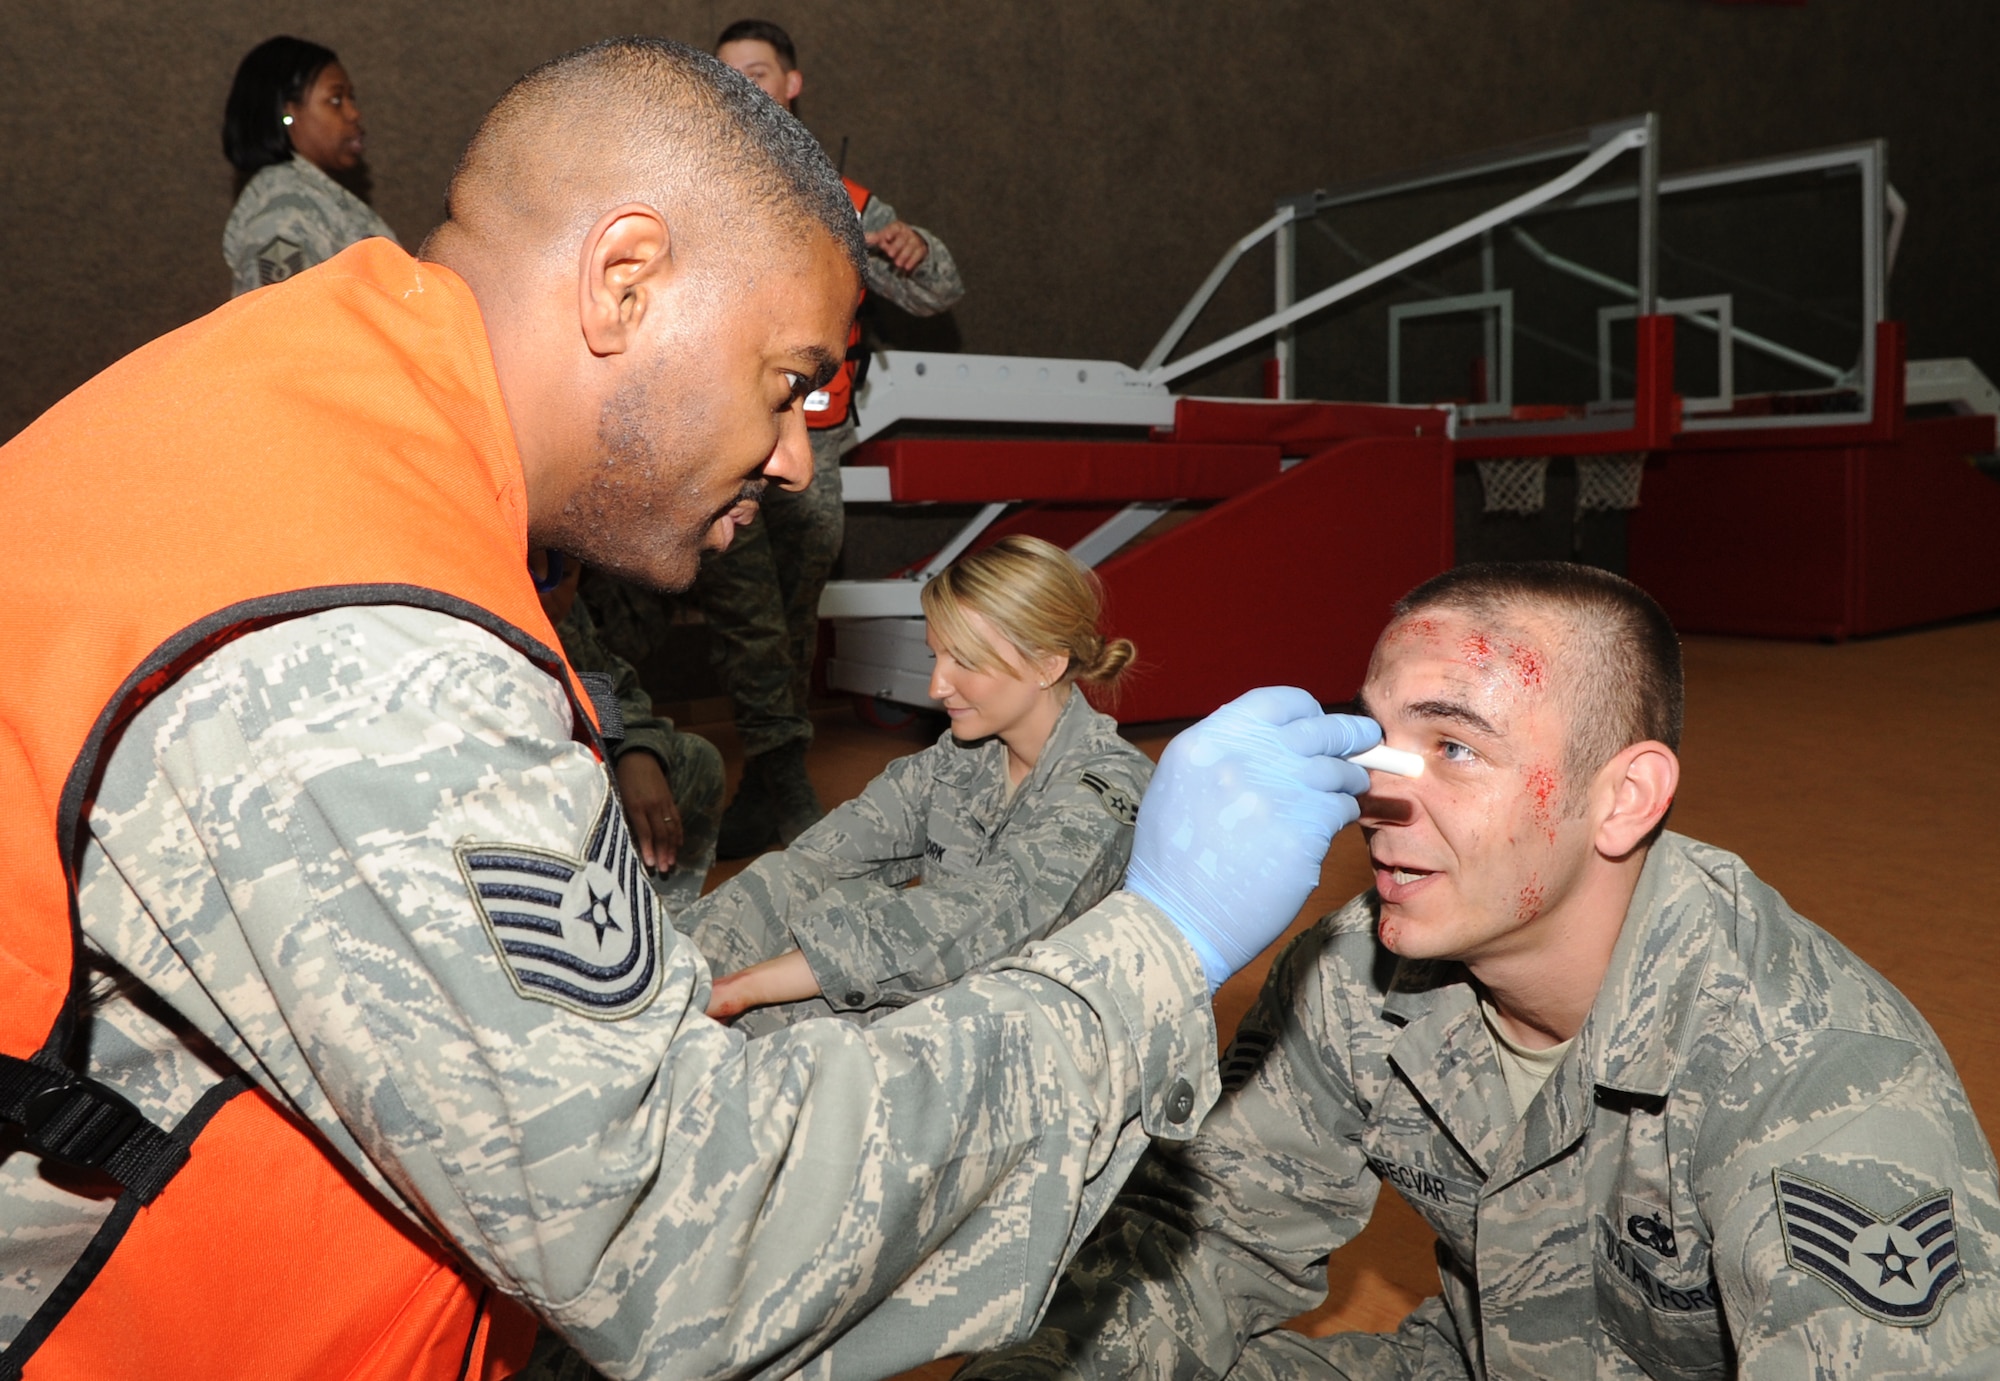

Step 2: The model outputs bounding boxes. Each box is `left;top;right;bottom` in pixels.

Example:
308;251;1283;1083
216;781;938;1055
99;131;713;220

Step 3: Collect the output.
1440;740;1475;763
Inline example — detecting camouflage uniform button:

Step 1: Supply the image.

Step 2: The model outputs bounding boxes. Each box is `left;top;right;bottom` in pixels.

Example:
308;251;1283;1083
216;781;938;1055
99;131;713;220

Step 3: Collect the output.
845;990;866;1007
1165;1077;1196;1124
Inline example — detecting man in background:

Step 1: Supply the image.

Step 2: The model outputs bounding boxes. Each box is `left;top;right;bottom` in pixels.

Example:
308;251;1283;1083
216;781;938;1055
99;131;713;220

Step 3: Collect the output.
703;16;965;855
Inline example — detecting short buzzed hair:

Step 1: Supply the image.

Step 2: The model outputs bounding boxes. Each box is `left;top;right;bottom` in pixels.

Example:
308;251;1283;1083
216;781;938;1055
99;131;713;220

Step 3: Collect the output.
716;19;798;69
446;36;861;277
1394;561;1683;785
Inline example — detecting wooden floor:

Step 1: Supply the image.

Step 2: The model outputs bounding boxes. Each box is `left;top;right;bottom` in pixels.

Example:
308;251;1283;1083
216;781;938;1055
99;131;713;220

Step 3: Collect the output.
691;615;2000;1349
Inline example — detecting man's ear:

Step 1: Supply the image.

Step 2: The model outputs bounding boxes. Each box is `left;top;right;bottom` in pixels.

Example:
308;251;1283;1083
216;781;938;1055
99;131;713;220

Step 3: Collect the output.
785;69;804;105
578;203;672;358
1591;740;1679;860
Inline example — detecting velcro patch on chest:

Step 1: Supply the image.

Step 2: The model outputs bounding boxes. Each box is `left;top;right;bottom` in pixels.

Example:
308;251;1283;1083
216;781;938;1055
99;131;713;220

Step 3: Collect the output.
1772;1169;1963;1326
1078;770;1139;826
457;795;663;1021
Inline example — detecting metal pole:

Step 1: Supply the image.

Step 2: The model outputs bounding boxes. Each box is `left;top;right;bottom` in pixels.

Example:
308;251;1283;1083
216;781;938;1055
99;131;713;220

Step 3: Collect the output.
1147;128;1647;388
1273;216;1296;399
1636;112;1659;316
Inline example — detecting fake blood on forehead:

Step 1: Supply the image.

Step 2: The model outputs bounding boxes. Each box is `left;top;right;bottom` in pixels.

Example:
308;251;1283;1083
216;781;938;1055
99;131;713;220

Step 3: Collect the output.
1511;644;1547;691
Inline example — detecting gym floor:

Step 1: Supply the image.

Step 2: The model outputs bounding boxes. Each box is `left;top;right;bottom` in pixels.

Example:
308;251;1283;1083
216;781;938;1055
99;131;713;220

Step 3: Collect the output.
692;614;2000;1352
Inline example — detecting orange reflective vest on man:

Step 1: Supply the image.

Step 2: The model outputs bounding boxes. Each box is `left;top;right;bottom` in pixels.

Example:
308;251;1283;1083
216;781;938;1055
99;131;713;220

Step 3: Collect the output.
0;240;578;1378
802;177;871;430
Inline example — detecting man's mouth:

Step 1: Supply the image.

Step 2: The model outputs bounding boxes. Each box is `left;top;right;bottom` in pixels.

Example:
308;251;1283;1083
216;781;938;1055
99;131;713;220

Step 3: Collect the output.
1371;858;1438;901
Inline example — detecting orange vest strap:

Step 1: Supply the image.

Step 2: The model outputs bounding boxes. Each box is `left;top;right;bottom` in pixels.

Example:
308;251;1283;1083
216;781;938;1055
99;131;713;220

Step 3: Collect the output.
805;178;877;431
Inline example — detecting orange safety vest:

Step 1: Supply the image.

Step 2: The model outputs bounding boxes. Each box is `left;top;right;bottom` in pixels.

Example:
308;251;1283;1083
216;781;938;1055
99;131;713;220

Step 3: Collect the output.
0;239;589;1378
803;178;872;430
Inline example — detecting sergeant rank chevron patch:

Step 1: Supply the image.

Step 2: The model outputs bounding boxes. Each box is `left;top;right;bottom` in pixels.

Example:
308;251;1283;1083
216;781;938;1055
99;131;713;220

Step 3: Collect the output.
458;796;663;1020
1772;1169;1962;1326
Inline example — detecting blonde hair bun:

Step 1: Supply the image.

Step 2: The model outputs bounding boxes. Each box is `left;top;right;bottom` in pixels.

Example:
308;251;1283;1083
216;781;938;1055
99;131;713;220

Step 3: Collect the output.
919;535;1134;692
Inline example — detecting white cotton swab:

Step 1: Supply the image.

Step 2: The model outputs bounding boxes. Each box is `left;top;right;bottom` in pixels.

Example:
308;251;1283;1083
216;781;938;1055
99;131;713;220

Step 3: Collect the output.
1345;744;1424;778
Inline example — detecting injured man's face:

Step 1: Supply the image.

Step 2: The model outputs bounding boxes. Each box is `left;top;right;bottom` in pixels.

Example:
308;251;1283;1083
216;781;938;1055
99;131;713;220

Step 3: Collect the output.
1354;605;1595;966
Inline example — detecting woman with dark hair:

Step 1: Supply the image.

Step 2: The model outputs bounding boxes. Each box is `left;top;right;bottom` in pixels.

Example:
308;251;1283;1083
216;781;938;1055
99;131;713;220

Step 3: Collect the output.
221;35;397;297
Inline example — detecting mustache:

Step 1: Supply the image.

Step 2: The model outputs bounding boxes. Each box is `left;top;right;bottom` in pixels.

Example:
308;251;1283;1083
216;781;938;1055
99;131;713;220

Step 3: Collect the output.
735;477;769;506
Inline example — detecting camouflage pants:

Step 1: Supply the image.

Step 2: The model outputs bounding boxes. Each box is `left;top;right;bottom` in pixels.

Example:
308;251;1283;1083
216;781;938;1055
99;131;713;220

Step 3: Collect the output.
640;728;725;917
673;852;868;1036
577;569;676;670
693;423;852;759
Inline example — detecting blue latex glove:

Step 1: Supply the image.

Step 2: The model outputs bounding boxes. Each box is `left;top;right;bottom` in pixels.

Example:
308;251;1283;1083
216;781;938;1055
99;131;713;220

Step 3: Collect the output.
1126;687;1381;993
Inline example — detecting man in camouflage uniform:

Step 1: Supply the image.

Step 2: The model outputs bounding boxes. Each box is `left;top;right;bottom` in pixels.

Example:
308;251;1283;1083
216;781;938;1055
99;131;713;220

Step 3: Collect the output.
223;130;397;296
967;562;2000;1380
1;38;1387;1379
703;17;967;856
540;550;724;916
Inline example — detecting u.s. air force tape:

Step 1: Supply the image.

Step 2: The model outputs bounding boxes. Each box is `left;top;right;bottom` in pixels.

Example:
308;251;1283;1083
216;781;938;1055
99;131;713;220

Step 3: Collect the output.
457;796;663;1020
1079;770;1139;826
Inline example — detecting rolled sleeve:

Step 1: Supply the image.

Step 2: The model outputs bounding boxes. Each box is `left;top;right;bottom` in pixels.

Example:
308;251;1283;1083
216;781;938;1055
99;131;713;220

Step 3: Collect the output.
859;193;965;317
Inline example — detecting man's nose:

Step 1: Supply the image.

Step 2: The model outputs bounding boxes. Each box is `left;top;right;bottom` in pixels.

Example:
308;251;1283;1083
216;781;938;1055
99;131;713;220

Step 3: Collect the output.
766;411;815;493
1356;775;1419;827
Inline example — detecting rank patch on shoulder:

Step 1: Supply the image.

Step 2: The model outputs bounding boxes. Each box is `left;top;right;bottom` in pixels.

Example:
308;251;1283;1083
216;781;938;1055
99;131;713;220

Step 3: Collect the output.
256;236;309;285
1773;1169;1962;1326
1219;1027;1274;1094
458;798;662;1020
1079;770;1139;826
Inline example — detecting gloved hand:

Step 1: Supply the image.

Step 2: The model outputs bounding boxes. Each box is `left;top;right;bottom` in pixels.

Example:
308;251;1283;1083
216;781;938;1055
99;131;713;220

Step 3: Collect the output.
1126;687;1380;993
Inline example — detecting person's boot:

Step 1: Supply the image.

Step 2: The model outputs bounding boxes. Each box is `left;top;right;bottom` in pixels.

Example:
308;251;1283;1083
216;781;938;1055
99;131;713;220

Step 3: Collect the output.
714;755;779;859
763;740;826;845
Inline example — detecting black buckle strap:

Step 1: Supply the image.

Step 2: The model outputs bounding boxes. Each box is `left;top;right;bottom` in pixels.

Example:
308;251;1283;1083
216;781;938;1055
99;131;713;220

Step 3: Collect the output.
0;1052;189;1204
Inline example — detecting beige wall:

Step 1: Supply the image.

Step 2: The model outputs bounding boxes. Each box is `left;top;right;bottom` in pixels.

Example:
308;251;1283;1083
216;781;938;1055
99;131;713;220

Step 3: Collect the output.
3;0;1996;439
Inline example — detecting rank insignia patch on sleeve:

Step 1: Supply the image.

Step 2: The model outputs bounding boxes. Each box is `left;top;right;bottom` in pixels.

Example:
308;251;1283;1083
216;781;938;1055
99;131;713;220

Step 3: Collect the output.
1079;770;1139;826
255;236;309;285
1773;1169;1963;1326
457;798;663;1020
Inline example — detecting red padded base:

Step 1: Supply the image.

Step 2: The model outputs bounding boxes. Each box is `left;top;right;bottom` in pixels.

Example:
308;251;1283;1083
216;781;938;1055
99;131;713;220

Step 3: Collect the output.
1628;415;2000;639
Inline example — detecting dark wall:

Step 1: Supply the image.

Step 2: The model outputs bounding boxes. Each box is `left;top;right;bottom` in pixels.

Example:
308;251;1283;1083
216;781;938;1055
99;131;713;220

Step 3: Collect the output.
4;0;1996;440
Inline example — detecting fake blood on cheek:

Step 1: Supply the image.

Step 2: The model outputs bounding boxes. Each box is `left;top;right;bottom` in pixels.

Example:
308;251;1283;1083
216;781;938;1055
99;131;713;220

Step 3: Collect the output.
1516;875;1546;923
1525;764;1560;843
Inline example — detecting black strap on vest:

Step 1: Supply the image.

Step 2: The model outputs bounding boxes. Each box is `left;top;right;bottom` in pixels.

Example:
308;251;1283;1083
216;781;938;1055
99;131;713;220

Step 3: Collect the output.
0;1050;189;1204
575;670;625;747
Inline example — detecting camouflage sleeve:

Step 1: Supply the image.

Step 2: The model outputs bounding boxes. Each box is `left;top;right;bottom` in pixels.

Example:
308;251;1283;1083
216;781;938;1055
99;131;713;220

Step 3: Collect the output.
555;598;677;769
1696;1028;2000;1376
86;605;1219;1381
860;193;965;317
225;196;350;299
787;768;1144;1012
965;917;1391;1381
680;754;930;974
